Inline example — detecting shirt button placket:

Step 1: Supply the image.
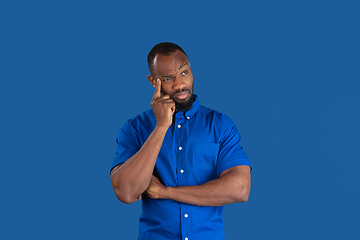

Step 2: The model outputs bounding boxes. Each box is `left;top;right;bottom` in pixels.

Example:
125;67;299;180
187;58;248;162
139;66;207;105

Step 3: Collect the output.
177;119;188;240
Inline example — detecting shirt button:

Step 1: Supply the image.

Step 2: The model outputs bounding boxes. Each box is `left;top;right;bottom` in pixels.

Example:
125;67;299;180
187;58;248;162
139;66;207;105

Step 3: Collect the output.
185;238;188;240
186;116;190;119
180;169;184;173
178;146;182;150
177;124;181;128
184;214;188;218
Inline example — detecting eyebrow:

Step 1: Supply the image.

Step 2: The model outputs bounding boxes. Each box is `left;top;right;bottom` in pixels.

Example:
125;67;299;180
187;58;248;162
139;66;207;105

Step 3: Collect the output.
162;63;188;78
179;62;188;70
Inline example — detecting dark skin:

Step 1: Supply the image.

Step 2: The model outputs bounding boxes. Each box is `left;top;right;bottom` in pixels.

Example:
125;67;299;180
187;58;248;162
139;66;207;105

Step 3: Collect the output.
110;50;251;205
148;50;194;110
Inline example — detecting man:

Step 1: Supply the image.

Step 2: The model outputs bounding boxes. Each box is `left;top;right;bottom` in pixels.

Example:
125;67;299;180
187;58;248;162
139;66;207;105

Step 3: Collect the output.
110;42;252;240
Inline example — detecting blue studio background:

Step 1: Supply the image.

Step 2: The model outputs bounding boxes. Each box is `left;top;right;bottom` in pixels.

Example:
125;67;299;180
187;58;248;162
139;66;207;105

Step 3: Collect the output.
1;1;359;239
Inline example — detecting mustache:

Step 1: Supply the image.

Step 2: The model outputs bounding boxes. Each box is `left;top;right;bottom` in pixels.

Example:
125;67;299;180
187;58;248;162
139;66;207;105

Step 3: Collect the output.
171;89;191;98
160;88;192;98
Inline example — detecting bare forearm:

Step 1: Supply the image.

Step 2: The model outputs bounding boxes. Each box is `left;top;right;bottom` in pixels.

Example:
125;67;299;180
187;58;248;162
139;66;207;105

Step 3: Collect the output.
111;125;168;203
158;166;251;206
166;183;238;206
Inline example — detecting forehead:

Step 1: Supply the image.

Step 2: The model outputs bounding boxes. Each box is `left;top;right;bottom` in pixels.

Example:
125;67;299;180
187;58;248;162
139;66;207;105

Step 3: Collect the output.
152;50;189;76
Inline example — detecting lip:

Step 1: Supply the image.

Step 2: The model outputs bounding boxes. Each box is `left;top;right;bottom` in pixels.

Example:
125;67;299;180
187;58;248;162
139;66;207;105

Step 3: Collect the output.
173;91;189;100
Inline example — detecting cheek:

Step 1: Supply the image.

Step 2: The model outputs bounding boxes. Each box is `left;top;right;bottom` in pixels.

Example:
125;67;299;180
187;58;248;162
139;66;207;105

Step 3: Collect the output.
160;82;173;95
186;70;193;79
185;73;194;86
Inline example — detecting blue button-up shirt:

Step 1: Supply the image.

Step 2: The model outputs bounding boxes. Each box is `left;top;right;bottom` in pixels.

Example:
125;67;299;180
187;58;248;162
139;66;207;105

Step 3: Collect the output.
111;95;252;240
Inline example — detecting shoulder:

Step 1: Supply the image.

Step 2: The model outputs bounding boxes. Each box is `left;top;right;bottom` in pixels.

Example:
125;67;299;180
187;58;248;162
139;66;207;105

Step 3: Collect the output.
198;105;235;127
121;109;155;131
128;108;154;122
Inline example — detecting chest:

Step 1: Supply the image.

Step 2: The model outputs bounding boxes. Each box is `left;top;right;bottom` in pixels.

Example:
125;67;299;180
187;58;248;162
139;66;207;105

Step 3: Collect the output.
153;116;222;187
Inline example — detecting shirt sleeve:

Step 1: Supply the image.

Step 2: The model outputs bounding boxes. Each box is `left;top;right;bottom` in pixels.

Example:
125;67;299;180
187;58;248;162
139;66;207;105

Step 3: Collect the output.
216;115;252;177
110;120;141;172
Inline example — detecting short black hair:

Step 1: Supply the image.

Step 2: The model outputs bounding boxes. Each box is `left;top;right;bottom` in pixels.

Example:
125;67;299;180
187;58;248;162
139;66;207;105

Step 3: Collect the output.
147;42;187;74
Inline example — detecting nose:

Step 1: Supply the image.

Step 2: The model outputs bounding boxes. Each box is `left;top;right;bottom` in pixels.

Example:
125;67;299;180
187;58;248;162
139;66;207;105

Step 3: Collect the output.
173;76;185;89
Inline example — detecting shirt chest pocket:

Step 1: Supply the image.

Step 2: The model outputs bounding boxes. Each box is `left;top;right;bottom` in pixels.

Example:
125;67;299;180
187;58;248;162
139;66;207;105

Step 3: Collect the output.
194;142;220;183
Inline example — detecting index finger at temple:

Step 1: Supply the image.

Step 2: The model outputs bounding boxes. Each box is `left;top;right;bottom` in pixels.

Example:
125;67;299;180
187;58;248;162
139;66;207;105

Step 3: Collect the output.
152;78;161;100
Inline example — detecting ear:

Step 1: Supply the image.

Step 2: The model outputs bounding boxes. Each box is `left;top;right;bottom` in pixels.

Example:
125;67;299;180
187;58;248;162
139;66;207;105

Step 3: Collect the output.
148;75;156;88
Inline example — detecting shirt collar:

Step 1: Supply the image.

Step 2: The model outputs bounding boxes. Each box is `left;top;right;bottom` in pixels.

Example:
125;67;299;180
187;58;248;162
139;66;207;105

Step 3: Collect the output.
175;94;200;119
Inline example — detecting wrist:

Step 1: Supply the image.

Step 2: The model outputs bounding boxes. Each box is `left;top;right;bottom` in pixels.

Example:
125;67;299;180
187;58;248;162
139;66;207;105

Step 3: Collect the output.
162;186;173;200
154;124;170;133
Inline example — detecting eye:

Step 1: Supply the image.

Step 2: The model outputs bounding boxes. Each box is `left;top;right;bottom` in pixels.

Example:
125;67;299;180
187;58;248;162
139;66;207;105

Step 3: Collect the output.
181;70;188;76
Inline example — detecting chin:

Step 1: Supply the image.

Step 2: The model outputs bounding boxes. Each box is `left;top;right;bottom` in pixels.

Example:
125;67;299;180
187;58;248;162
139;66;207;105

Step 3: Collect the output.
175;93;194;112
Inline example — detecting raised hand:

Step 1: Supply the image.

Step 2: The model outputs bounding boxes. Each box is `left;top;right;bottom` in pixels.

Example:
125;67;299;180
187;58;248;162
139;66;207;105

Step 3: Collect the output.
150;79;175;129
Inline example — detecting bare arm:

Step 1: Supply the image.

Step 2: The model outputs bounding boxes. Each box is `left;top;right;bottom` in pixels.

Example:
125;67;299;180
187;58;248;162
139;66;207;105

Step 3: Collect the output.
145;165;251;206
110;79;175;204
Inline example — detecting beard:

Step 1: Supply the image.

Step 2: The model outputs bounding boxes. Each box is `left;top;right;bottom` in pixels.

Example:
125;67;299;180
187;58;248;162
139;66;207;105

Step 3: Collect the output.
174;92;194;112
161;86;194;112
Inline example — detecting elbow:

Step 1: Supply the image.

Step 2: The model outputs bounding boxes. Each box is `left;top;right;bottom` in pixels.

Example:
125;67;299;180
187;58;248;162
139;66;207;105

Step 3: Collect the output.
234;184;250;203
114;188;136;204
111;172;137;204
111;179;137;204
237;193;249;203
